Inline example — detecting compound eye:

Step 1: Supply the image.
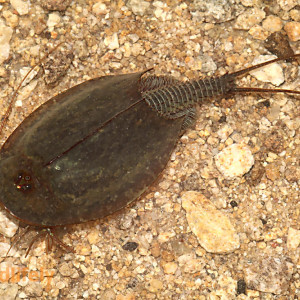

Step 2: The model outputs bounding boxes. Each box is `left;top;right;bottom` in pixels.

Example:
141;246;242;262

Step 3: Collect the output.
15;172;34;192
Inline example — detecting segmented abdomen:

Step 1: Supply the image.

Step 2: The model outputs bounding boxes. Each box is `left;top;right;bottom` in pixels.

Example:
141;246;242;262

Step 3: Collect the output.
142;74;232;119
139;75;180;93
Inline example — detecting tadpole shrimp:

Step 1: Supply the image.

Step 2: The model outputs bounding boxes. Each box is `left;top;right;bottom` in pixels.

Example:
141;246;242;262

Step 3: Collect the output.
0;44;299;256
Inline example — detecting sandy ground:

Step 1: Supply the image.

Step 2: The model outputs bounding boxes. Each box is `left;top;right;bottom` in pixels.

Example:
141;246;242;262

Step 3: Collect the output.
0;0;299;299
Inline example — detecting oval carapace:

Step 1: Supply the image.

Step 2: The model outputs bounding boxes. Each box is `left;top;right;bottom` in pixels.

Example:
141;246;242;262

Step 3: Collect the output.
0;71;184;227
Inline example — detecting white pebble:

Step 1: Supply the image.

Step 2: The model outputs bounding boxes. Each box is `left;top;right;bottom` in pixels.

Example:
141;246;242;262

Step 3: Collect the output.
0;20;13;64
104;33;119;50
47;12;61;29
214;143;254;179
10;0;29;15
250;55;284;86
0;210;18;238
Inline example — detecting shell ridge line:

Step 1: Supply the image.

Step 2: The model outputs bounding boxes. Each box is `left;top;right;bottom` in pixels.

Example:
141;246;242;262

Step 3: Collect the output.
45;97;144;167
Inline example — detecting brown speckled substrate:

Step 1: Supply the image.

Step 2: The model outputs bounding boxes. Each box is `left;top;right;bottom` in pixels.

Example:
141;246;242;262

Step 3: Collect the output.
0;0;299;299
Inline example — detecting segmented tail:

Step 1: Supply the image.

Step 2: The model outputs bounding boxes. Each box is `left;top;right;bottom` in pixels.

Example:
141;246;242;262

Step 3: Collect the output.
142;53;300;119
142;75;233;118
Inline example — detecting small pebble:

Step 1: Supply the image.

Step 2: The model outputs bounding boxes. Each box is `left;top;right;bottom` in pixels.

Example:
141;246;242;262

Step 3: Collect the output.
122;242;138;252
237;279;247;295
126;0;150;16
104;33;119;50
287;227;300;250
290;9;300;22
285;165;299;182
87;230;100;244
58;262;74;277
278;0;298;11
262;15;283;32
157;231;175;243
92;2;108;16
146;278;163;293
241;0;254;6
10;0;29;15
0;242;12;257
214;144;254;179
0;21;13;64
217;124;233;142
244;255;293;294
161;261;178;274
41;0;72;11
150;241;161;257
284;21;300;41
182;191;240;253
25;282;43;297
3;10;19;28
250;55;284;86
265;163;281;181
180;257;204;274
47;12;61;29
0;210;18;238
249;25;269;40
234;8;265;30
0;284;18;299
